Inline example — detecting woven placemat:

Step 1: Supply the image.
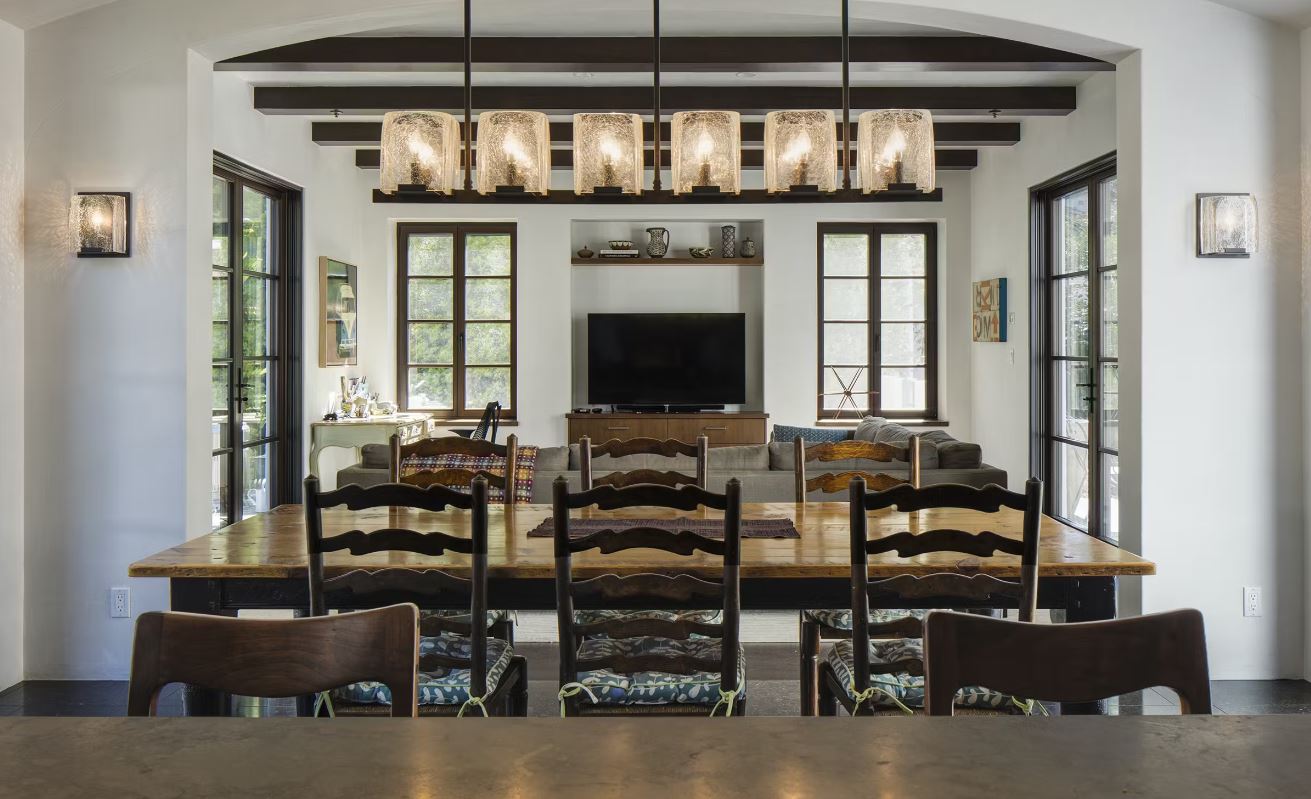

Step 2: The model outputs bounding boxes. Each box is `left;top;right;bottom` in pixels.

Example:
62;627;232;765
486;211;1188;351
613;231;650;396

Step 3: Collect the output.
527;517;799;539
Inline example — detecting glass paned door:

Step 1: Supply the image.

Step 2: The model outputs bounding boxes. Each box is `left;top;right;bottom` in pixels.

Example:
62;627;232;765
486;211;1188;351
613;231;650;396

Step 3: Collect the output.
1036;162;1118;541
211;165;293;529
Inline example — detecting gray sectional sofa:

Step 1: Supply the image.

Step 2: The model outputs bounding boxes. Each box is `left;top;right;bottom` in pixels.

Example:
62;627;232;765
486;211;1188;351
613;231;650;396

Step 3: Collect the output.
335;418;1007;502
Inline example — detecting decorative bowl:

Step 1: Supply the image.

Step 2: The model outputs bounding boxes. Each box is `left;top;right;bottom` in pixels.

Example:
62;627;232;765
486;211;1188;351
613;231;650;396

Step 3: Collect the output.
688;247;715;259
608;240;634;250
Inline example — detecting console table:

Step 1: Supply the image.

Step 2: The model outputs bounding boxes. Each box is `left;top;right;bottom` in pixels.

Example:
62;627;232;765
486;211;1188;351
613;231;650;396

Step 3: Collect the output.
567;412;768;446
307;414;433;477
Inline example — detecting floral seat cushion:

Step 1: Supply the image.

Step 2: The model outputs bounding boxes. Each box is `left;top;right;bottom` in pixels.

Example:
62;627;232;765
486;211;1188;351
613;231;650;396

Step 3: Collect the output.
334;632;514;706
573;608;722;637
573;636;746;706
420;608;509;630
827;638;1021;711
804;608;929;631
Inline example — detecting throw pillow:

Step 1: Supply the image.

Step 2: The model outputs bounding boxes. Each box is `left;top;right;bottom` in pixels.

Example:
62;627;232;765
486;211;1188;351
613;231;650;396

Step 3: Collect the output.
853;415;887;442
772;424;851;444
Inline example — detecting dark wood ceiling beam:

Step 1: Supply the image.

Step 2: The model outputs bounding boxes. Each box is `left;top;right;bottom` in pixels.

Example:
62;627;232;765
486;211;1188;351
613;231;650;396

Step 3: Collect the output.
314;120;1019;147
258;85;1074;116
353;148;977;170
220;36;1110;72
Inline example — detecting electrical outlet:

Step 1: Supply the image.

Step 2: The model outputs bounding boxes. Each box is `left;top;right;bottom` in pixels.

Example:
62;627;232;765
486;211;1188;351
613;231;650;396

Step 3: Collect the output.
1243;586;1262;618
110;587;131;619
1008;349;1016;365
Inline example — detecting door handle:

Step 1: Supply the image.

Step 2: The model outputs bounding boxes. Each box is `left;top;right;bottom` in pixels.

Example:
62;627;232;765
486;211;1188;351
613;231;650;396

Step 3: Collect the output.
703;426;729;432
606;426;629;431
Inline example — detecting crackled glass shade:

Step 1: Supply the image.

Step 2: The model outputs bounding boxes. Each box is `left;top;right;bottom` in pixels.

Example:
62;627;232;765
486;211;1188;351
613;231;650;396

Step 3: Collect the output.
857;109;935;194
1198;193;1257;257
72;193;128;256
476;111;551;195
764;110;837;193
573;113;644;195
670;111;741;195
380;111;460;195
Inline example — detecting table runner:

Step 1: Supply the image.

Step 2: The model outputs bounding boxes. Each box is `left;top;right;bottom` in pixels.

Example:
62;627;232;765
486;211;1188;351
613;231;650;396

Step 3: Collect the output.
527;517;799;539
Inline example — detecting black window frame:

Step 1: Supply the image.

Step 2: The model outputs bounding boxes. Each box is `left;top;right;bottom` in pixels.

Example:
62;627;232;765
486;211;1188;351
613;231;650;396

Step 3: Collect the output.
816;222;939;421
396;222;518;419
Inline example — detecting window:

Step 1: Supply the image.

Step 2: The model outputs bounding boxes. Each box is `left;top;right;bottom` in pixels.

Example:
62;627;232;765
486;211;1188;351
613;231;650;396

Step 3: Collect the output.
396;223;517;418
817;223;937;420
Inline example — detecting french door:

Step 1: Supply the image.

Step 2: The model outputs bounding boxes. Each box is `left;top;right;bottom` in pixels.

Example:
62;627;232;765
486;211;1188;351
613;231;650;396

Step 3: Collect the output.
211;157;301;530
1032;156;1118;542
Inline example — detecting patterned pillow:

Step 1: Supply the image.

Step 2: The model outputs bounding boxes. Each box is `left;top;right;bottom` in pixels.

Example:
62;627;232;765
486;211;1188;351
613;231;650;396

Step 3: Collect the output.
772;424;851;444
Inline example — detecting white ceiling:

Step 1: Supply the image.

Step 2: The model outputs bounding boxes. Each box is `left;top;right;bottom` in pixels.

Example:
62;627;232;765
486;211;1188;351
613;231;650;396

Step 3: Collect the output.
1208;0;1311;26
0;0;114;28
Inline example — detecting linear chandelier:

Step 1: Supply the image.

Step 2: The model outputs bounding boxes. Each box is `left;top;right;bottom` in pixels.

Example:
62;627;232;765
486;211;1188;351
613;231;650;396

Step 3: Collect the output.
376;0;936;201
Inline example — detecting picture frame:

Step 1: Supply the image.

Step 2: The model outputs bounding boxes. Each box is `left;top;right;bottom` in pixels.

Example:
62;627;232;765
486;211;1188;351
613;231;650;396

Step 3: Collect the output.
972;277;1007;342
319;256;359;367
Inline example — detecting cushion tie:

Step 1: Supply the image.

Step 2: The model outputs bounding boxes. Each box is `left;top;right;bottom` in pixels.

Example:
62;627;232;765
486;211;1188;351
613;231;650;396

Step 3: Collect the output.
1013;697;1049;716
849;680;914;716
313;692;336;718
557;682;599;716
708;685;742;717
457;695;489;718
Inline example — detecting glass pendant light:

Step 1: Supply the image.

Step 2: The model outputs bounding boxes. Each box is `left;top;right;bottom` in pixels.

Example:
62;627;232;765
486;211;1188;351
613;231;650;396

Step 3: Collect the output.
763;110;837;193
476;110;551;195
670;110;741;195
573;113;644;195
379;110;460;195
857;109;935;194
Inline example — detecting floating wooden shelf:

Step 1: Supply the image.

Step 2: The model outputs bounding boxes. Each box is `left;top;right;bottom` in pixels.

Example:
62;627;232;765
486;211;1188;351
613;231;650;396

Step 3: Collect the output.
572;256;764;266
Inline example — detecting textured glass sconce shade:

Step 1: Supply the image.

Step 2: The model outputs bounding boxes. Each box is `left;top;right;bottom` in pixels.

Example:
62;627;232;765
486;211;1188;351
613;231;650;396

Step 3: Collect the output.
1197;193;1257;257
573;113;644;195
857;109;935;194
380;111;460;195
72;192;129;257
670;111;741;195
476;110;551;195
763;110;837;193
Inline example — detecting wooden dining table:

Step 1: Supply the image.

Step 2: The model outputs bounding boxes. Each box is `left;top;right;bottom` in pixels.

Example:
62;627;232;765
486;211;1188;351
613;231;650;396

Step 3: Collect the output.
130;501;1152;618
1;716;1304;798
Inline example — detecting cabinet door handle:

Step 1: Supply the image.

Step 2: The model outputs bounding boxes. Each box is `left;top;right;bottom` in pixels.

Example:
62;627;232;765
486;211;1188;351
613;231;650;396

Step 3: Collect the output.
606;426;629;431
703;426;729;432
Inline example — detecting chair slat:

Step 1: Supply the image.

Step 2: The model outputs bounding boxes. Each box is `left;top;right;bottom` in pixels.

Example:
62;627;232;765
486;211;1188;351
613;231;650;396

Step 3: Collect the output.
323;568;473;599
867;573;1026;603
568;526;727;557
564;482;729;512
574;618;723;641
318;529;475;557
590;437;701;459
576;653;723;676
807;471;907;495
580;436;708;492
863;482;1030;514
392;433;520;508
570;573;725;604
404;468;509;491
316;481;473;513
593;469;703;489
865;529;1026;559
804;439;909;463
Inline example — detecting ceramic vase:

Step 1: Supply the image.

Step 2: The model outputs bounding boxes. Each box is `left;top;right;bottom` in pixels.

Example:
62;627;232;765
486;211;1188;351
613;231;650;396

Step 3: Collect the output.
721;225;737;258
645;227;670;258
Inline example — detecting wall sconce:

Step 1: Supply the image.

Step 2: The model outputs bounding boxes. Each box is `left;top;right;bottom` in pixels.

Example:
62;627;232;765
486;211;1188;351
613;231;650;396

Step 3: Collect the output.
670;111;741;196
1197;193;1257;257
476;110;551;196
380;110;460;195
573;113;644;196
857;109;935;194
763;110;837;194
72;192;130;257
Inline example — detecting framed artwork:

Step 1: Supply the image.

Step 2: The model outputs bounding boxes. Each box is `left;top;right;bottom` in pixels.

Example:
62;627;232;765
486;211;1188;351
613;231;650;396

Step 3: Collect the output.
972;277;1007;342
319;256;359;367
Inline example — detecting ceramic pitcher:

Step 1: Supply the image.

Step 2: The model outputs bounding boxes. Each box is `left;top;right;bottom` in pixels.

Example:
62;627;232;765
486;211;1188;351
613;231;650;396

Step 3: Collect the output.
645;227;670;258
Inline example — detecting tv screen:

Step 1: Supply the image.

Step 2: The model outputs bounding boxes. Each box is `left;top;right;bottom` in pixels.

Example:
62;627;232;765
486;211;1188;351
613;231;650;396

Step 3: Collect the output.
588;313;746;406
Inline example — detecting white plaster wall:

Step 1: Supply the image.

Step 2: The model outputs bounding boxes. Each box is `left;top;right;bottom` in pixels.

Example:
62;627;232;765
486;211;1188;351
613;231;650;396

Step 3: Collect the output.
14;0;1306;680
0;18;24;691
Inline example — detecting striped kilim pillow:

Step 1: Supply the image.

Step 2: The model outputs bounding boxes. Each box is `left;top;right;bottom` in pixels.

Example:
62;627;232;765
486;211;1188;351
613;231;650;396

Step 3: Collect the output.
400;445;538;503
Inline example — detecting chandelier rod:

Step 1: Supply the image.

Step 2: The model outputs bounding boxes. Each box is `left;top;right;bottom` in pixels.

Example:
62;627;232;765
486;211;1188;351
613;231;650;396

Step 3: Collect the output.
463;0;473;191
841;0;851;190
652;0;662;192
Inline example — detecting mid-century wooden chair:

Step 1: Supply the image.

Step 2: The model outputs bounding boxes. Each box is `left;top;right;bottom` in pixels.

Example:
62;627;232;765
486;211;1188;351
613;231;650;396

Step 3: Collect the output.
552;476;745;716
923;609;1211;715
127;604;420;717
304;474;527;717
579;435;709;490
797;435;920;715
817;476;1043;716
391;432;520;508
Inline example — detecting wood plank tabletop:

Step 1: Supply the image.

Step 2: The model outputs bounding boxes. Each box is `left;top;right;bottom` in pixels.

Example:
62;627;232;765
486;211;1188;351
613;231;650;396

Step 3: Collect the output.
129;502;1154;579
0;716;1301;798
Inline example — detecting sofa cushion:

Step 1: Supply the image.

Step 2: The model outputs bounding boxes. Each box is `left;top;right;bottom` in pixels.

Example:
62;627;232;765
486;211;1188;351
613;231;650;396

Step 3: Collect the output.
874;424;939;470
568;443;697;472
535;445;569;472
771;424;851;444
707;444;769;471
922;431;983;470
360;443;391;470
853;416;888;442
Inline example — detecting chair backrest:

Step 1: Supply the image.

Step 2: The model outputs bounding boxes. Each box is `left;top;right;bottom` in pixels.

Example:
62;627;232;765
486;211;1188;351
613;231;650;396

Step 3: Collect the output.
470;401;502;443
579;435;709;490
923;609;1212;715
551;476;741;714
847;477;1043;687
304;475;492;700
127;604;419;717
390;432;519;507
794;435;920;501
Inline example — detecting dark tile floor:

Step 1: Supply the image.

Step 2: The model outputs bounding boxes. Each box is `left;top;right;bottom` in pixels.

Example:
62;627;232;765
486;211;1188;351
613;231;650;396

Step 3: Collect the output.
4;643;1309;717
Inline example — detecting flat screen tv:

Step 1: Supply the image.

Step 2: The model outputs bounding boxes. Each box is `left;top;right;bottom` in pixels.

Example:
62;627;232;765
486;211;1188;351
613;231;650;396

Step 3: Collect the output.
588;313;746;406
